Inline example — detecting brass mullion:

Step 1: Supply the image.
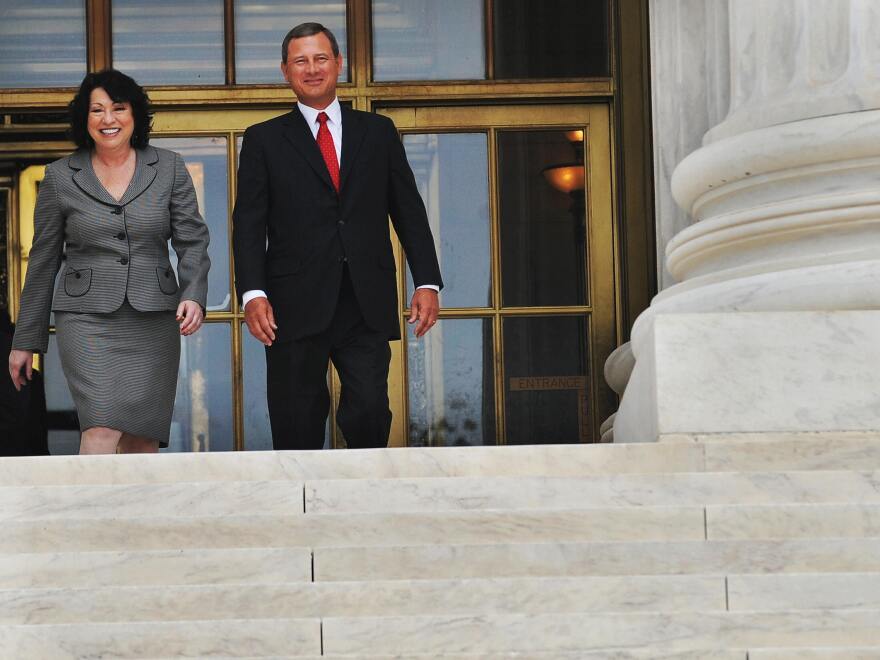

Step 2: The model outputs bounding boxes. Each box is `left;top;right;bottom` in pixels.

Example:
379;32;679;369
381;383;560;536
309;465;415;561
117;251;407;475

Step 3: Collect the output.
487;127;505;445
86;0;112;72
350;0;371;92
484;0;495;80
226;131;244;450
223;0;236;85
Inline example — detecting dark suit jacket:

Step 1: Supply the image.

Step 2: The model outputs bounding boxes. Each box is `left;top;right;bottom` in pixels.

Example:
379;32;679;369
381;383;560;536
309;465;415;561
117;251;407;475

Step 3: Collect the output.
13;146;210;353
232;106;442;342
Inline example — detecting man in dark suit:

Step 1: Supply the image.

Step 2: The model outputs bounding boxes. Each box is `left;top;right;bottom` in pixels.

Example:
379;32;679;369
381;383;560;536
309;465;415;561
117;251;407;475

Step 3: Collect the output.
232;22;442;450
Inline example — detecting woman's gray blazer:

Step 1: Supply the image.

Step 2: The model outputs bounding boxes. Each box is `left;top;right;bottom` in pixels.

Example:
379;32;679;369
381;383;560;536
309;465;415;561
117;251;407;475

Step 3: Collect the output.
13;146;210;353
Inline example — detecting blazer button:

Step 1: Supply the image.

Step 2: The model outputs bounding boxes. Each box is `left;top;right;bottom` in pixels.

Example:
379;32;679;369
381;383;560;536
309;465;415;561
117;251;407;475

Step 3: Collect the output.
119;257;129;265
337;220;345;226
74;272;81;279
116;232;126;240
111;206;123;215
338;256;347;263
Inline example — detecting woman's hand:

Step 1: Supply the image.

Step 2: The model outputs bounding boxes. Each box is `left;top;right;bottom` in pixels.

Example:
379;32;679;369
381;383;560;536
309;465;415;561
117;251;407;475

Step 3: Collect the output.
176;300;204;336
8;349;34;391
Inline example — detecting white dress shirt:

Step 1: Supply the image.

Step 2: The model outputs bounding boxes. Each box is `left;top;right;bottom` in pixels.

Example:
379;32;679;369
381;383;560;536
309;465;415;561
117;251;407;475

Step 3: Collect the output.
242;98;438;309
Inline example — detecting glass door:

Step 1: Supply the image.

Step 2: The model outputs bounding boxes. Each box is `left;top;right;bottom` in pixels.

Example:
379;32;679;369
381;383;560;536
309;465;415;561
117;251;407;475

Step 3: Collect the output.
379;103;617;446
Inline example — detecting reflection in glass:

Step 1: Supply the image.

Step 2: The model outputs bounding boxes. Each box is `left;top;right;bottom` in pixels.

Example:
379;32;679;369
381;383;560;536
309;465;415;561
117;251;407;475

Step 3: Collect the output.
235;0;349;83
403;133;490;308
408;318;495;446
0;1;86;88
151;137;231;312
242;324;330;450
112;0;225;85
44;335;79;455
498;130;587;307
503;315;589;444
168;322;233;452
494;0;608;79
372;0;485;81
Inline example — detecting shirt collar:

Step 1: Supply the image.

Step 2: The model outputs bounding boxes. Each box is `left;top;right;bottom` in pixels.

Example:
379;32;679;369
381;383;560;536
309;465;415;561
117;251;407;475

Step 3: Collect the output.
297;97;342;127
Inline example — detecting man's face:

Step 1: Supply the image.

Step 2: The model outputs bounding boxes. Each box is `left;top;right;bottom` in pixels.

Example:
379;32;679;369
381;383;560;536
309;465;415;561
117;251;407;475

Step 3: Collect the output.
281;33;342;109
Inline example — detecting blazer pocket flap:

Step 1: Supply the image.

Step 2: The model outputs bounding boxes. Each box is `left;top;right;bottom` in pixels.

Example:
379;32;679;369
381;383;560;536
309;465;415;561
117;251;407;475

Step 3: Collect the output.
156;266;179;294
63;268;92;297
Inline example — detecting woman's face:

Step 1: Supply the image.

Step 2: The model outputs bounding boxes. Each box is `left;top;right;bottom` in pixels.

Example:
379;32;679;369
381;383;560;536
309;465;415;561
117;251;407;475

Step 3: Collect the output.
87;87;134;151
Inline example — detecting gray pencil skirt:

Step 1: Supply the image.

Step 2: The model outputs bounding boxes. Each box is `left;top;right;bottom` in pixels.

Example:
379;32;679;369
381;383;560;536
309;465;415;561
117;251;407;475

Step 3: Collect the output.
55;299;179;446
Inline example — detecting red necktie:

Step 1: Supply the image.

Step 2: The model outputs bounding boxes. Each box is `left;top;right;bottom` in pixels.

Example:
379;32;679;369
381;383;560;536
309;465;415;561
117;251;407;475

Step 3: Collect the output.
316;111;340;192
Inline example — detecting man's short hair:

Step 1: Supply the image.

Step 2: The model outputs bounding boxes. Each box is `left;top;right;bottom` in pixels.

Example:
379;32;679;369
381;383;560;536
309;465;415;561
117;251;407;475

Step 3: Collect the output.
281;22;340;62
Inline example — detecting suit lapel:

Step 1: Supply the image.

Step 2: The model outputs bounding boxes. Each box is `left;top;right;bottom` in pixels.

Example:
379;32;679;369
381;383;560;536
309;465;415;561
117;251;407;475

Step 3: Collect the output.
69;146;158;207
281;109;336;193
70;149;118;206
339;106;366;193
119;146;159;205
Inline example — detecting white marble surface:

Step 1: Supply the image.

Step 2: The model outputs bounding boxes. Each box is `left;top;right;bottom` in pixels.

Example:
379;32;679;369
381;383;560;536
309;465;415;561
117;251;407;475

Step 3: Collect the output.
616;311;880;442
0;480;303;520
649;0;730;288
322;610;880;654
728;573;880;611
0;547;311;589
0;506;706;553
707;503;880;540
0;618;320;658
749;649;880;660
0;575;725;624
305;470;880;513
314;538;880;581
703;435;880;471
0;443;707;486
301;653;746;660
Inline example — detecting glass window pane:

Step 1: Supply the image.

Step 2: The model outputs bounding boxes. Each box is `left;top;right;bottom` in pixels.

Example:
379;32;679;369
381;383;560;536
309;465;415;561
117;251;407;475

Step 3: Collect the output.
151;137;231;312
44;335;80;455
372;0;485;81
168;322;233;452
242;324;331;450
503;315;589;444
0;1;86;88
403;133;490;308
234;0;349;84
494;0;609;79
112;0;225;85
407;318;495;446
498;129;587;307
241;324;271;450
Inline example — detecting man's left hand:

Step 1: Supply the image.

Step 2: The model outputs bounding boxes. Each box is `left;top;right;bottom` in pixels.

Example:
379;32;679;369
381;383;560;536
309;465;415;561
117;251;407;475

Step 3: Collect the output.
408;288;439;338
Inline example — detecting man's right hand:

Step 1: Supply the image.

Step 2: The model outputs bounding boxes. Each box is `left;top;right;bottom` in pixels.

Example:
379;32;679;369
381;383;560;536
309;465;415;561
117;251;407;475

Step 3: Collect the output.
244;297;278;346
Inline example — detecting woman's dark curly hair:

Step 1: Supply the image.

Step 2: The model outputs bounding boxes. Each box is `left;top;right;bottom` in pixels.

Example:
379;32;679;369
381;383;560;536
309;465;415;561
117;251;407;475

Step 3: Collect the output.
68;69;152;150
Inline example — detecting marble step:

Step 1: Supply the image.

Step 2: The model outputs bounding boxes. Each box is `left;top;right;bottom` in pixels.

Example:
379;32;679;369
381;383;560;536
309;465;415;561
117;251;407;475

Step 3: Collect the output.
320;610;880;655
707;503;880;539
748;650;880;659
0;575;725;624
304;470;880;513
728;572;880;610
0;506;706;553
232;653;747;660
0;619;320;658
313;538;880;581
0;444;705;486
2;435;879;487
0;547;312;589
0;481;304;521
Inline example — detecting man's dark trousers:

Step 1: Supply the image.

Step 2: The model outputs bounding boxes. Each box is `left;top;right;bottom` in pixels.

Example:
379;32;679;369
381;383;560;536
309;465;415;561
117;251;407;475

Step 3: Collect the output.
265;265;392;450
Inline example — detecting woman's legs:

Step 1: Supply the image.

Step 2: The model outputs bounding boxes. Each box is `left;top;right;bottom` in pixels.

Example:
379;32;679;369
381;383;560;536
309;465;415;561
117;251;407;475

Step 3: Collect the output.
80;427;158;454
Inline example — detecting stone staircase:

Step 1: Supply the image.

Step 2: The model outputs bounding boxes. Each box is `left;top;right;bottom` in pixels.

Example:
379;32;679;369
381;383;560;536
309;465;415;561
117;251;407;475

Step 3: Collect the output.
1;434;879;658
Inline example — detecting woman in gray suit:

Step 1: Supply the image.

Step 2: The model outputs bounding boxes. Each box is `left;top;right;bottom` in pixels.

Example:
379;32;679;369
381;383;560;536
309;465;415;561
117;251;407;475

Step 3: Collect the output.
7;70;210;454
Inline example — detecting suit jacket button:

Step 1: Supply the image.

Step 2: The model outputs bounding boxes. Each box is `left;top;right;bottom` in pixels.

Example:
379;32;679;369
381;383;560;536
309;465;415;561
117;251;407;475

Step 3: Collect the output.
119;257;129;265
338;256;347;263
337;220;345;226
116;232;126;240
111;206;123;215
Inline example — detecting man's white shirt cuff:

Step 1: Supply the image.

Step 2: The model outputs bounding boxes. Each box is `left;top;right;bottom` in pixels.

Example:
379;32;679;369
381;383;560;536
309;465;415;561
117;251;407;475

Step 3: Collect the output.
242;290;267;307
417;284;440;292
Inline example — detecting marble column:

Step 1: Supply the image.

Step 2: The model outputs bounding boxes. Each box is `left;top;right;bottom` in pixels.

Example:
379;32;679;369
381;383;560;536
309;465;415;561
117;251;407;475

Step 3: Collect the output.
611;0;880;442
